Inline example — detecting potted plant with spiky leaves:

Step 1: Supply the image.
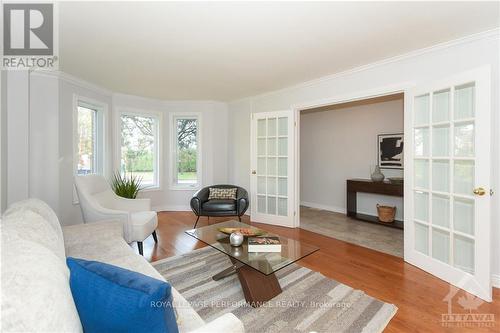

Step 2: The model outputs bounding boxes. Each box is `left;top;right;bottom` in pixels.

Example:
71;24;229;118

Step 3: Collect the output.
111;172;143;199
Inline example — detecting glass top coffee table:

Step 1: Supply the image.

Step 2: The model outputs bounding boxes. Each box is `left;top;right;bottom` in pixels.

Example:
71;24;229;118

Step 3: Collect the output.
186;220;319;306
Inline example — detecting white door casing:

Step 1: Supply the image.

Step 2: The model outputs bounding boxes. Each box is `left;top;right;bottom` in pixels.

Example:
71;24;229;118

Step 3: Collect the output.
250;111;295;227
404;66;492;301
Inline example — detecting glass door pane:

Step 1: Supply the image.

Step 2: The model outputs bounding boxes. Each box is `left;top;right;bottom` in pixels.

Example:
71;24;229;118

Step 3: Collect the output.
454;235;475;274
433;89;450;122
453;198;474;235
432;126;449;156
414;94;430;125
432;194;450;228
454;122;474;157
414;128;429;156
454;83;475;119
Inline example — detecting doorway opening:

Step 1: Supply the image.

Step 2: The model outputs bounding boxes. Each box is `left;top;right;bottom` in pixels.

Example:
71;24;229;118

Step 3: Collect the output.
298;93;405;257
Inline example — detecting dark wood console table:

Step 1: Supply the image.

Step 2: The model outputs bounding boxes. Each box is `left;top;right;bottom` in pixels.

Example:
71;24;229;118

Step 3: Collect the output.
346;179;404;229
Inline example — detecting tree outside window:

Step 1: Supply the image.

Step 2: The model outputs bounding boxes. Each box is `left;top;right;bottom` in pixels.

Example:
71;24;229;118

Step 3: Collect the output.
175;118;198;185
120;114;157;187
77;106;96;175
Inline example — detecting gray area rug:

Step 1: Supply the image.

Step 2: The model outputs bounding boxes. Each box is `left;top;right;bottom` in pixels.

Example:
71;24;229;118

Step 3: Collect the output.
153;246;397;333
300;206;403;257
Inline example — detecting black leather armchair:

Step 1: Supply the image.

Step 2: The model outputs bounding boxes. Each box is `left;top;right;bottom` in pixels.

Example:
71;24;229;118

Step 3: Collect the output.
190;185;249;228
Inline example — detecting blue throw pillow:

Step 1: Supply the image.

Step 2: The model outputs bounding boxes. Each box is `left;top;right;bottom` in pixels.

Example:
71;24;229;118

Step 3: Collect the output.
67;257;178;333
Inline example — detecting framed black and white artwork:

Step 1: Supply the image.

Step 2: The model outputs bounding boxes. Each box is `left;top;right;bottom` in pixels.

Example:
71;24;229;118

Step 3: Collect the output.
378;133;404;169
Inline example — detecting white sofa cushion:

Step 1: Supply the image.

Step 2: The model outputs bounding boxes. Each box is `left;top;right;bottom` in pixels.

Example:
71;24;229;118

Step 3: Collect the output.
1;226;82;332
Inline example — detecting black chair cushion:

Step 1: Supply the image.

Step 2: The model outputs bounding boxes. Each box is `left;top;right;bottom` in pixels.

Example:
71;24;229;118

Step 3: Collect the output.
202;199;236;212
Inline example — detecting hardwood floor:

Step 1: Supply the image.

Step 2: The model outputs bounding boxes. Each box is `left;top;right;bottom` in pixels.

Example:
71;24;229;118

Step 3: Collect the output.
136;211;500;332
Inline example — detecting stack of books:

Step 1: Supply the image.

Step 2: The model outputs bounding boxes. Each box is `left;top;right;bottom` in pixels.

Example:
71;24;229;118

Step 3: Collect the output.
248;236;281;252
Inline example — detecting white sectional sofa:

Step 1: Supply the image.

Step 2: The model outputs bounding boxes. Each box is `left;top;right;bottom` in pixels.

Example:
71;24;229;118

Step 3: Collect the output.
1;199;244;333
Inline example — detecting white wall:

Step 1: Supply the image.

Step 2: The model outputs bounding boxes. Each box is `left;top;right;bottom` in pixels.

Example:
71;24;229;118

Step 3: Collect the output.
5;71;30;206
227;99;252;193
227;31;500;280
0;71;7;213
29;74;60;215
300;99;404;219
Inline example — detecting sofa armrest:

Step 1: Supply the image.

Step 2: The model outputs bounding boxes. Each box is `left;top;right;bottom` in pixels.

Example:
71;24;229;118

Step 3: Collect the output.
62;219;124;249
189;313;244;333
113;197;151;212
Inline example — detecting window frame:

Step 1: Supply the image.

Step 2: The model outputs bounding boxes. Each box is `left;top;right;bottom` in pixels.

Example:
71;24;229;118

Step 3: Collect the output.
115;108;162;191
73;95;108;178
169;112;202;190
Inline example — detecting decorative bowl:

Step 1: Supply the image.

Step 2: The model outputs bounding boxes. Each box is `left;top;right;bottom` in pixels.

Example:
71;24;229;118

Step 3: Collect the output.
218;227;266;237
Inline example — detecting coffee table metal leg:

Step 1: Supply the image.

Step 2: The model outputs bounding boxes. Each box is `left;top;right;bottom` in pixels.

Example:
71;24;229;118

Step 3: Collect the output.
212;261;244;281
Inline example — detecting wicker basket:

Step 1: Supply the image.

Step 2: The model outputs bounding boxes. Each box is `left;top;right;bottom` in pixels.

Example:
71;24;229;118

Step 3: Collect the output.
377;204;396;223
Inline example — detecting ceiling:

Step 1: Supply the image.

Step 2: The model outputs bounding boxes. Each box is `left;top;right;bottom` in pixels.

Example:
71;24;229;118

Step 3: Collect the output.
59;2;500;101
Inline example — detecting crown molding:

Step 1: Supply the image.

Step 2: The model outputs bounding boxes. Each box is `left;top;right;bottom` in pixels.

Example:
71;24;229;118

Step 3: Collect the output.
30;70;113;96
30;71;223;103
232;27;500;103
112;92;220;105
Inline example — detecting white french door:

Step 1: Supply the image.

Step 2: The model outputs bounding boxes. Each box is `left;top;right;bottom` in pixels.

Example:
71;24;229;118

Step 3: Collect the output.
250;111;295;227
405;67;492;301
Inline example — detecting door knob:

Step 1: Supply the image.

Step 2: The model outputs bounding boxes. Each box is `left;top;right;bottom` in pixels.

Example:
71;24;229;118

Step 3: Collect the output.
473;187;486;196
251;170;256;175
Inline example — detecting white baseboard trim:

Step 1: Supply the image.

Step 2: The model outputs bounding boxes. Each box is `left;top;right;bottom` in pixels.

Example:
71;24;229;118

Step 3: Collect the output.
153;205;191;212
492;274;500;289
300;201;346;214
300;202;405;221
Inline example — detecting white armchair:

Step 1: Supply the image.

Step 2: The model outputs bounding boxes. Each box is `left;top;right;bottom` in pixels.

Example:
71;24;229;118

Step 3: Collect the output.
74;174;158;255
